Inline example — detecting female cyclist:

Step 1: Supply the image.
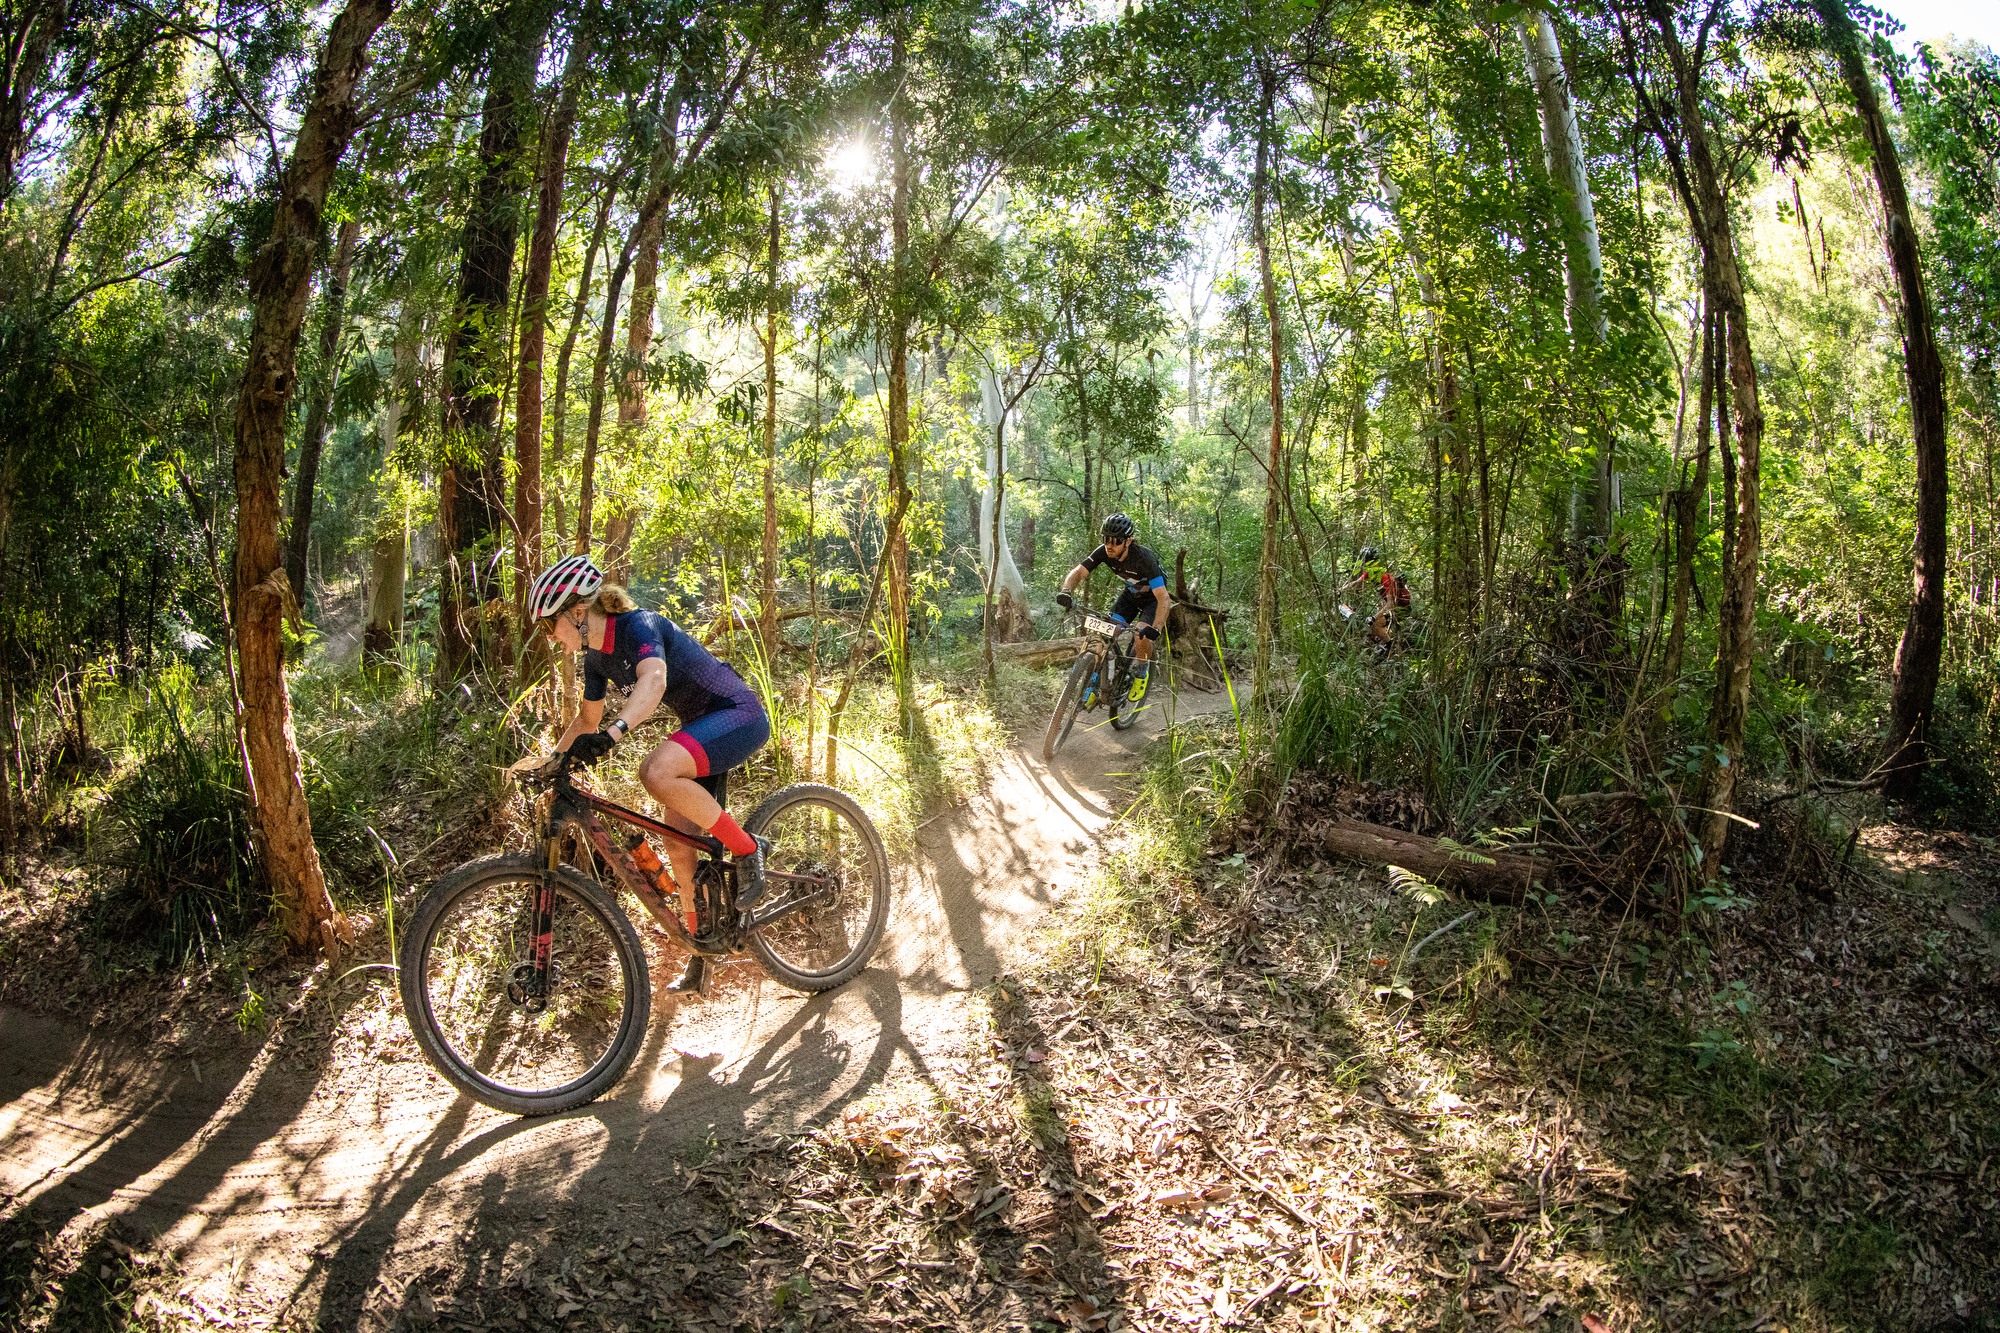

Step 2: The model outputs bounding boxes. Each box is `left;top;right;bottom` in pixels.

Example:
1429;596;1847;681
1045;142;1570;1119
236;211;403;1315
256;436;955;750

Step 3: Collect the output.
528;554;769;993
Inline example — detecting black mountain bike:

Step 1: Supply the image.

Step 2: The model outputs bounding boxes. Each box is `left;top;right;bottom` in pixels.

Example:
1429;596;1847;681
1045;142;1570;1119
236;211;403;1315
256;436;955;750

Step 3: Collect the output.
1042;609;1142;760
398;753;889;1116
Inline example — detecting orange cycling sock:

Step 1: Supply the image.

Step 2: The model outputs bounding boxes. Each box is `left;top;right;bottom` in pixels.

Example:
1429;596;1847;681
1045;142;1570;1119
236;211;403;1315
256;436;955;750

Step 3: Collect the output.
708;811;758;858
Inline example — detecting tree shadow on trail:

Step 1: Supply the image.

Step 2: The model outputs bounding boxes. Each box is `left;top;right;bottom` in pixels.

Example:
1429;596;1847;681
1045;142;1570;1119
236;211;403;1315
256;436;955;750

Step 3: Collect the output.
304;964;931;1329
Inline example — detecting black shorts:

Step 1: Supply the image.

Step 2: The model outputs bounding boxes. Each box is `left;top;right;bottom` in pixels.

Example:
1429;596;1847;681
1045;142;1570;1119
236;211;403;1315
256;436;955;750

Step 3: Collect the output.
1109;586;1161;629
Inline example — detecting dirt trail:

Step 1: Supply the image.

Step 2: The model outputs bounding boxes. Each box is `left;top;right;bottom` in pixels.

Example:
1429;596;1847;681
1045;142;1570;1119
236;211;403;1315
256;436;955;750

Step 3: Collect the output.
0;683;1226;1319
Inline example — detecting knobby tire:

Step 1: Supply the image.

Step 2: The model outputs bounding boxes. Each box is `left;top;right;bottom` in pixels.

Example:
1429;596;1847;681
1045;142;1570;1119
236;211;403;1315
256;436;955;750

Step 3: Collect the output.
399;853;650;1117
742;783;890;992
1043;651;1093;761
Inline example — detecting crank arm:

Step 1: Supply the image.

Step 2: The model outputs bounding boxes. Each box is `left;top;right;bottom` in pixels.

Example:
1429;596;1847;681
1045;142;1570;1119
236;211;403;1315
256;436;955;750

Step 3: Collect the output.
743;880;835;929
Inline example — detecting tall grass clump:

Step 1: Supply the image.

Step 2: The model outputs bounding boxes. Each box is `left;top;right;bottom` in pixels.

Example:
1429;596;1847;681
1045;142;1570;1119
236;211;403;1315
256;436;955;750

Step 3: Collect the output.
93;668;261;965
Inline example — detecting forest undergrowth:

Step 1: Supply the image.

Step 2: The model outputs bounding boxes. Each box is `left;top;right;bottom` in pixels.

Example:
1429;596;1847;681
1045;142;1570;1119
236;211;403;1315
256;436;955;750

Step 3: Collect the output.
3;642;2000;1331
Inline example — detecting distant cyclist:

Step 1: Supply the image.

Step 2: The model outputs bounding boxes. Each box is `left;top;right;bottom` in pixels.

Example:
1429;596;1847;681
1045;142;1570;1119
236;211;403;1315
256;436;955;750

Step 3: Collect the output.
529;554;768;994
1055;512;1170;703
1345;546;1410;651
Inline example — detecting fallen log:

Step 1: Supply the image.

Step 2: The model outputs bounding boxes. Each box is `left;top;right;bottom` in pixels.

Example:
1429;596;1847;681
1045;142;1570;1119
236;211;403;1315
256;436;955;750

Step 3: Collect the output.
995;636;1084;668
1305;817;1548;904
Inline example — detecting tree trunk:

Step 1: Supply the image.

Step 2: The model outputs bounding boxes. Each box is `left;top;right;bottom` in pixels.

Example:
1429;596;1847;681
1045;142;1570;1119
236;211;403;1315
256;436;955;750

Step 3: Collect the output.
603;510;634;583
0;0;63;208
1302;816;1547;904
514;28;589;673
363;521;406;662
576;206;653;554
980;367;1026;687
978;366;1028;606
1818;0;1949;798
884;28;914;678
618;210;663;425
438;2;550;678
1646;6;1765;874
1662;289;1716;693
1517;10;1611;539
284;216;359;611
1251;63;1284;708
231;0;393;958
761;183;781;652
551;158;622;513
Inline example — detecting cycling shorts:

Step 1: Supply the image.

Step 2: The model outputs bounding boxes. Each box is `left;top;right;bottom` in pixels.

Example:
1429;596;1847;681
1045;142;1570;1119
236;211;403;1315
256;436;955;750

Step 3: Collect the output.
668;703;770;782
1108;585;1163;629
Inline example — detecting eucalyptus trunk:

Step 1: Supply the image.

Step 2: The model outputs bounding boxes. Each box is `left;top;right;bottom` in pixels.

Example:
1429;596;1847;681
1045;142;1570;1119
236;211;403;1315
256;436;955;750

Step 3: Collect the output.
1251;63;1285;708
1817;0;1949;798
231;0;393;957
1518;11;1612;540
1662;289;1716;696
513;28;590;668
284;216;359;610
439;0;551;677
760;184;781;652
884;28;914;678
1644;1;1766;873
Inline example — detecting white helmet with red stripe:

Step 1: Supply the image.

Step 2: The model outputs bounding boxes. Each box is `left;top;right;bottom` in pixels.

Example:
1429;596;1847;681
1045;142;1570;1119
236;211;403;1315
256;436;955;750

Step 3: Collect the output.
528;554;604;622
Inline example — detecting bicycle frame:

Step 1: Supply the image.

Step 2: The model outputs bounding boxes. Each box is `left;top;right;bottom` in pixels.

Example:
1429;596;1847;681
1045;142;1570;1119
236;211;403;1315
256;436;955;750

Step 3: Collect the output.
1075;616;1136;705
524;764;837;981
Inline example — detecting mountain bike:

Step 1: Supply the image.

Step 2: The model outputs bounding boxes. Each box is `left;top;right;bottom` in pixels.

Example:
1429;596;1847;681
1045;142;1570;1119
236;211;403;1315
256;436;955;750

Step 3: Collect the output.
1042;609;1142;761
398;753;889;1116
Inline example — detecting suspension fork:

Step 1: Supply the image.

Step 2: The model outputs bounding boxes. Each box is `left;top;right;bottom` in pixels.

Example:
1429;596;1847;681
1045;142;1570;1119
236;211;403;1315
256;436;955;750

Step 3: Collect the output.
527;835;562;993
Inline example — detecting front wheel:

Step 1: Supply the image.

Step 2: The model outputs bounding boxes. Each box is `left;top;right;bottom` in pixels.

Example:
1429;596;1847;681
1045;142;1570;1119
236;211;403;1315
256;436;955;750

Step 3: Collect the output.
743;784;890;992
1043;651;1093;761
399;853;650;1116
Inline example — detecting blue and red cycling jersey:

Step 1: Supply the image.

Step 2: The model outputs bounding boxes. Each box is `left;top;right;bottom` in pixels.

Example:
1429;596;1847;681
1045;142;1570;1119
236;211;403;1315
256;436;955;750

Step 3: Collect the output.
583;610;768;776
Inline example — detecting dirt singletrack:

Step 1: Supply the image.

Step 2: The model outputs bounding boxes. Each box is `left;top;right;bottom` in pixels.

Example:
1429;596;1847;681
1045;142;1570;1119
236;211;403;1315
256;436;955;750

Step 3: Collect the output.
0;680;1227;1322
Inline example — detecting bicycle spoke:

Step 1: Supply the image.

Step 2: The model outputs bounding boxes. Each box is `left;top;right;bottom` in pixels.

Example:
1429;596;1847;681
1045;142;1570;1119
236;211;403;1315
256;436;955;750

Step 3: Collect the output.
418;873;632;1098
749;792;885;982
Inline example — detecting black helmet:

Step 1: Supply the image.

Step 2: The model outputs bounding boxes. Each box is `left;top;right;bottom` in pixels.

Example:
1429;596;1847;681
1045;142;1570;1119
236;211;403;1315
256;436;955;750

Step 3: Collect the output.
1359;546;1379;562
1101;512;1135;542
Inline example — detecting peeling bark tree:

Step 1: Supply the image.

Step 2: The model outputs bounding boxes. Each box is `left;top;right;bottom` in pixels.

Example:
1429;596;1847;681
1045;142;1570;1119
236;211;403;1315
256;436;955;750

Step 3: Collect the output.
231;0;394;957
284;215;360;609
1817;0;1949;799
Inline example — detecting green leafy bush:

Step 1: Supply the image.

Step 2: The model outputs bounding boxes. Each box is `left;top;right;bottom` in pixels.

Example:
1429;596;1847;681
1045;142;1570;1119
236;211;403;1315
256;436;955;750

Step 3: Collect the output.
93;675;262;965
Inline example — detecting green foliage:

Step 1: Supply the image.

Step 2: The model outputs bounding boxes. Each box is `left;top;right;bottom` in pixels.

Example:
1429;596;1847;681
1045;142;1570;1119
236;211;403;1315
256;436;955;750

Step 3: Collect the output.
92;673;261;966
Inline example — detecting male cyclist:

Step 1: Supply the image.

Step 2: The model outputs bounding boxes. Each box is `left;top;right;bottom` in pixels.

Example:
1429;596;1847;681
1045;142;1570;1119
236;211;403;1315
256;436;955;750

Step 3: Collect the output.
529;553;768;994
1345;546;1410;651
1055;512;1170;703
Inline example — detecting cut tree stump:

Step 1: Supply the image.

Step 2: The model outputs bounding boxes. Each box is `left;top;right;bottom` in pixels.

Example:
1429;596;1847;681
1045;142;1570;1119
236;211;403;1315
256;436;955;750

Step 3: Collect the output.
1303;818;1548;904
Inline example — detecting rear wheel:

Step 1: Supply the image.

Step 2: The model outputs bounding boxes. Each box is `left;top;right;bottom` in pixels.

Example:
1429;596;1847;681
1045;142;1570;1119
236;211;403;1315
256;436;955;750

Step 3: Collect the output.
1042;651;1093;761
399;854;649;1116
743;784;890;992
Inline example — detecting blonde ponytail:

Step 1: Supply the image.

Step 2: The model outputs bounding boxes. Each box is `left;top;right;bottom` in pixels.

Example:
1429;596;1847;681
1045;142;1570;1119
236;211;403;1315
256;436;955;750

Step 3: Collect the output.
593;583;639;615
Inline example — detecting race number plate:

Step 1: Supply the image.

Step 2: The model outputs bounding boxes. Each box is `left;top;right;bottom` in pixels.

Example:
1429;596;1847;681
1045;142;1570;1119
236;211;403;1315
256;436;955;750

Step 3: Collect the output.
1084;615;1119;637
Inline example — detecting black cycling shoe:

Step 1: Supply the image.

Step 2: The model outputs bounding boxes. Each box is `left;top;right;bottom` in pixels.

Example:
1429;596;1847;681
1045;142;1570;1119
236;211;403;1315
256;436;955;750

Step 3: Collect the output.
734;836;772;911
666;953;709;993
